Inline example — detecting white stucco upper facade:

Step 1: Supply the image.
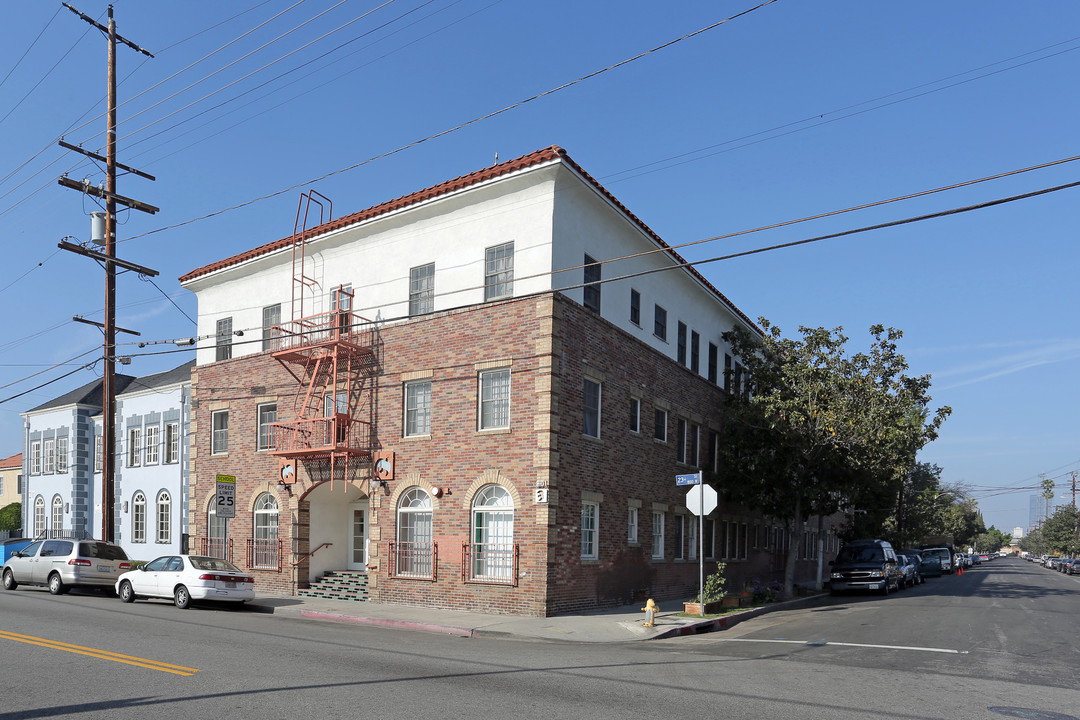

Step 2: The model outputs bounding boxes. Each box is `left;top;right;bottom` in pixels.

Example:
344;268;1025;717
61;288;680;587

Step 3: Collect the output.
181;149;758;378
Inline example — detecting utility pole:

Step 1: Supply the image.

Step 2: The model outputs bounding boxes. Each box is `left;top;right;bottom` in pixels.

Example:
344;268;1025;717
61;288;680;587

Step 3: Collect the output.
58;4;157;543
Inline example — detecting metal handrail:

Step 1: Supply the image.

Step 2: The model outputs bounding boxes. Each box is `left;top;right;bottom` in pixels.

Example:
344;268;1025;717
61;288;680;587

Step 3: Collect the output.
292;542;332;567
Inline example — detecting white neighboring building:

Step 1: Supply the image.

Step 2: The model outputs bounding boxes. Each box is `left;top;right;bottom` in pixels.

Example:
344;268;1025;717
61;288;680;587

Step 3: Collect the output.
21;362;193;561
1012;526;1024;543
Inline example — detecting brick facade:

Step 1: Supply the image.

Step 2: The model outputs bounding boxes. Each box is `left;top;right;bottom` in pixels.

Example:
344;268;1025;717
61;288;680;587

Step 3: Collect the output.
190;292;840;616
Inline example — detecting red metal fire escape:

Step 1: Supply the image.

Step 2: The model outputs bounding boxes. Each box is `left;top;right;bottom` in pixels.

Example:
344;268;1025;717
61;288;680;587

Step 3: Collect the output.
268;192;377;489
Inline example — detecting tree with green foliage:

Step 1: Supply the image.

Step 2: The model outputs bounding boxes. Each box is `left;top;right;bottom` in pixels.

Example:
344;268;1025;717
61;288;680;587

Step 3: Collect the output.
1041;505;1080;556
0;502;21;532
1019;528;1047;556
717;321;951;596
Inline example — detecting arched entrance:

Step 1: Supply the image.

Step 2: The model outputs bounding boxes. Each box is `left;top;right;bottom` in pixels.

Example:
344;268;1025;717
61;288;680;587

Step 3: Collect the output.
301;481;369;580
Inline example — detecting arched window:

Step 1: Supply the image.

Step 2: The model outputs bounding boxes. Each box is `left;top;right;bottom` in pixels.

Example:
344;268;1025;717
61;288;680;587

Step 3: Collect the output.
131;492;147;543
156;491;171;544
395;488;433;578
252;493;279;569
51;495;64;538
33;496;45;537
207;495;230;560
470;485;515;582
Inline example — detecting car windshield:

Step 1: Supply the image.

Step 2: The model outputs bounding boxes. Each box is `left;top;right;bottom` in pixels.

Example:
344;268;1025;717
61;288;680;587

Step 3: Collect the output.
836;547;885;563
189;556;242;573
79;542;128;561
923;548;949;561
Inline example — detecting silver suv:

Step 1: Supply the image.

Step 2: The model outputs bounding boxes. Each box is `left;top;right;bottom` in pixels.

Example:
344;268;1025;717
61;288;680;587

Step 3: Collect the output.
2;539;132;595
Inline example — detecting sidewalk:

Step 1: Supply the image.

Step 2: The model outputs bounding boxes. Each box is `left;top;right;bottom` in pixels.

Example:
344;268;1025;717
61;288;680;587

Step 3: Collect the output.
247;592;828;642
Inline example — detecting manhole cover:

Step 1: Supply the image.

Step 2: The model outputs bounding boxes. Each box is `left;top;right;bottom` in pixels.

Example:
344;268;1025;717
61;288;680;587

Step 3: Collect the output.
988;708;1078;720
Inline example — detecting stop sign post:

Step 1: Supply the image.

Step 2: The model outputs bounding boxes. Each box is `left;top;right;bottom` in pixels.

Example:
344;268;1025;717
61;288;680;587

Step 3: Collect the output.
677;472;716;616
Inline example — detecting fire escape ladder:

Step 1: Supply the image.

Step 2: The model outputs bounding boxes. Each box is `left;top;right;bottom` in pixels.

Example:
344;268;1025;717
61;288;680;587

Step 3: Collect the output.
269;200;377;491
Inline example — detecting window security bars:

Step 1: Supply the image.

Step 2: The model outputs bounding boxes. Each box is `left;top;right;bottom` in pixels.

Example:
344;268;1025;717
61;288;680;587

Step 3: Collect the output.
461;543;518;585
247;538;282;571
389;541;438;580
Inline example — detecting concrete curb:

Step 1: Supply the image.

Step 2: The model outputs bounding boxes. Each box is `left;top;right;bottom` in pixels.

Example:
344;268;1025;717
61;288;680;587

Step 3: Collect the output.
299;609;478;637
651;592;829;639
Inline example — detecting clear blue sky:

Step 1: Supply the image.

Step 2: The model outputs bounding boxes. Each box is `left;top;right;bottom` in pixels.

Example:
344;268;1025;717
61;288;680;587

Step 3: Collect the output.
2;1;1077;534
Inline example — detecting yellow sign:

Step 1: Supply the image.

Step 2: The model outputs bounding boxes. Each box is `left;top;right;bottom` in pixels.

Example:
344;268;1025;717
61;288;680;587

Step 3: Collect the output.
216;474;236;484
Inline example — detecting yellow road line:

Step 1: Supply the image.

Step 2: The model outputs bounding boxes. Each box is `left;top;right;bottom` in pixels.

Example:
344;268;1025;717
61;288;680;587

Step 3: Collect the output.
0;630;200;676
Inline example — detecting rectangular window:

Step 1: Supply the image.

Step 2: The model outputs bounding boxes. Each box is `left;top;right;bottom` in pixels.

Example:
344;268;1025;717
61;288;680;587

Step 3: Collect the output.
30;441;41;475
676;418;687;463
652;512;665;559
165;422;180;464
261;304;281;351
675;515;685;560
216;317;233;361
257;403;277;450
677;322;687;365
724;353;732;392
56;437;68;473
144;425;160;465
409;263;435;316
629;289;641;326
688;518;698;561
583;254;601;312
484;242;514;301
629;397;640;433
94;436;102;473
628;507;639;544
704;518;715;560
43;439;55;474
127;429;141;467
738;523;748;560
581;502;598;559
691;331;700;373
708;343;718;384
211;410;229;454
404;381;431;437
583;378;601;438
653;409;667;442
709;430;719;473
478;368;511;430
689;424;700;467
653;305;667;341
735;363;746;396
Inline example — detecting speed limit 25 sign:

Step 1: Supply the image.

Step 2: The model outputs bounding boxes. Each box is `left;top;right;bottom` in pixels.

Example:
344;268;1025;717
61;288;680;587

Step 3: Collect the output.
215;474;236;518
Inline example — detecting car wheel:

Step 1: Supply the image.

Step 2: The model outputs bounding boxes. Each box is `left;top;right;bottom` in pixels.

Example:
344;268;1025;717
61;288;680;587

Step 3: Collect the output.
2;569;17;591
119;581;136;603
174;585;191;609
48;573;67;595
880;580;889;596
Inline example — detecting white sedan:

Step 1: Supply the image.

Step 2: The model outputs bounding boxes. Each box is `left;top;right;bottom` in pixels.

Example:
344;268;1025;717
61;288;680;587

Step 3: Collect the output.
116;555;255;609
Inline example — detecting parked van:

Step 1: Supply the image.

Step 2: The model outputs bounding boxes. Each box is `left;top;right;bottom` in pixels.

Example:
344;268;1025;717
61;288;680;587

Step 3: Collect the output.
828;539;900;596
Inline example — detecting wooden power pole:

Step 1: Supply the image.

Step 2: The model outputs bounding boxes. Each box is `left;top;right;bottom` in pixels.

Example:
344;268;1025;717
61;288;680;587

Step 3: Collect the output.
58;4;158;542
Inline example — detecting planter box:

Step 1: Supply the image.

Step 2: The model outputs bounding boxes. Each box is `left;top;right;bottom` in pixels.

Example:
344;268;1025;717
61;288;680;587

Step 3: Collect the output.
683;600;726;615
721;596;741;608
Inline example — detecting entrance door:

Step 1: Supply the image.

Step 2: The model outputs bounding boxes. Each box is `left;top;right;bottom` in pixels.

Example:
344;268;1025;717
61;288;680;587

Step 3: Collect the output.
347;502;368;570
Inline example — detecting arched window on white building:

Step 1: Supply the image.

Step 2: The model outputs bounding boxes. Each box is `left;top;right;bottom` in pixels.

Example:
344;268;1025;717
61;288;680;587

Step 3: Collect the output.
51;495;63;538
33;496;45;537
131;492;147;543
156;491;171;544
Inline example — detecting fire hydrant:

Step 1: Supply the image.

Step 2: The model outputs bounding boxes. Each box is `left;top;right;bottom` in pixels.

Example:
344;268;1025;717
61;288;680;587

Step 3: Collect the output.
641;598;659;627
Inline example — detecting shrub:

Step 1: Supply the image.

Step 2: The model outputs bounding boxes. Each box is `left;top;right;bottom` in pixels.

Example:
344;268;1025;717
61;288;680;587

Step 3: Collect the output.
696;563;727;603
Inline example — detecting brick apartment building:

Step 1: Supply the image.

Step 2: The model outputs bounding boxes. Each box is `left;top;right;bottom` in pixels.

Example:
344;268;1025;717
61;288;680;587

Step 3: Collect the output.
179;146;840;615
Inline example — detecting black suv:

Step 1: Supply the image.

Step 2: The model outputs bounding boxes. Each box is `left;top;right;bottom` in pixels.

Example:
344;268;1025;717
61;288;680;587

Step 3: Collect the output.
829;539;900;596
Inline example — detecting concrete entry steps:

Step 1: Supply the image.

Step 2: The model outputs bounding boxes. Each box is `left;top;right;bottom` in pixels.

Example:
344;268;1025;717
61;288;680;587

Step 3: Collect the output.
298;570;369;602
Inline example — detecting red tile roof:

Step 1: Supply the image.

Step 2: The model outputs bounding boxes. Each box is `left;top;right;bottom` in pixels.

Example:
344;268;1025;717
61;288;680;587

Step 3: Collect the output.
178;146;756;331
0;452;22;469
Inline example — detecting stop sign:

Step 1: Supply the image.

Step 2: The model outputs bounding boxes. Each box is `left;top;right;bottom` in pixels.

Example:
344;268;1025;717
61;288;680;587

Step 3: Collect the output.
686;484;718;516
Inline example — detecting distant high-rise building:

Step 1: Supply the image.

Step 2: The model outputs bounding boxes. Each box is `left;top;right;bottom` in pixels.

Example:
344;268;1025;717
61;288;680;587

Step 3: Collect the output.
1012;526;1024;542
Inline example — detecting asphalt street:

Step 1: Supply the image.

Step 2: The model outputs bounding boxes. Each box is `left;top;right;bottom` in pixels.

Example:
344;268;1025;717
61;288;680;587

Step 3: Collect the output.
0;557;1076;720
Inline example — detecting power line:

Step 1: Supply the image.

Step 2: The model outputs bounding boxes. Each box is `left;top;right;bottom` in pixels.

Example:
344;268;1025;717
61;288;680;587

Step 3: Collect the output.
122;0;781;243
